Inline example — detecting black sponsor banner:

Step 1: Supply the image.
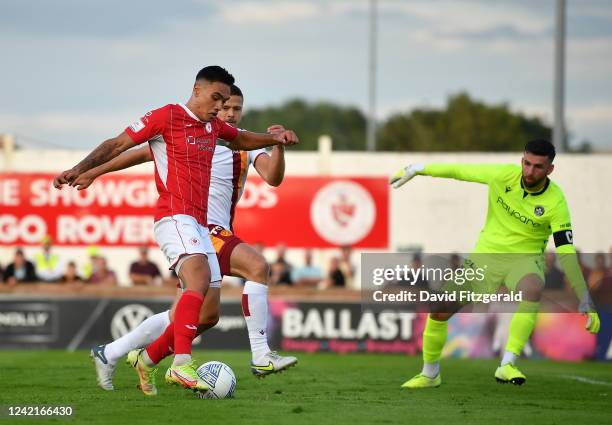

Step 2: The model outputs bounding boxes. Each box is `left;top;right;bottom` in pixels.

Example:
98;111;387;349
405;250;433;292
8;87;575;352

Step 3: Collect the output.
0;298;249;350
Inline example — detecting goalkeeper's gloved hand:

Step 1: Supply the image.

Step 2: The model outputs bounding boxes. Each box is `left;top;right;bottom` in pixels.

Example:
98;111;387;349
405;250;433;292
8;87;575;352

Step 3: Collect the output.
584;311;600;334
389;164;425;189
578;292;600;333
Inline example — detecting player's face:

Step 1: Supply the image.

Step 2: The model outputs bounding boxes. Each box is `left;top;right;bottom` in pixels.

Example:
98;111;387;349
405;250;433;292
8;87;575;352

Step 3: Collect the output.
521;152;554;188
193;81;231;120
218;95;244;125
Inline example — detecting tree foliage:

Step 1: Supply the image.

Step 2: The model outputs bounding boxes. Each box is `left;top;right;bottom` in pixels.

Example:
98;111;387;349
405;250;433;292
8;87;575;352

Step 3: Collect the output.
240;93;552;151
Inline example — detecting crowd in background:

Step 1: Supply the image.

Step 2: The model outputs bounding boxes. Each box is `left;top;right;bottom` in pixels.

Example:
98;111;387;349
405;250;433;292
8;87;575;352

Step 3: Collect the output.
0;237;357;289
2;236;611;291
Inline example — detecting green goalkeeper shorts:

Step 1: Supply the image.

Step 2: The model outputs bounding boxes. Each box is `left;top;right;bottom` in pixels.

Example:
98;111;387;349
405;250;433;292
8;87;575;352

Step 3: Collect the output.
445;253;545;295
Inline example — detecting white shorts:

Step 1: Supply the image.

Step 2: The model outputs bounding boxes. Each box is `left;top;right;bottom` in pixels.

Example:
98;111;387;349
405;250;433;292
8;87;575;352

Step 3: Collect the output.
153;214;221;285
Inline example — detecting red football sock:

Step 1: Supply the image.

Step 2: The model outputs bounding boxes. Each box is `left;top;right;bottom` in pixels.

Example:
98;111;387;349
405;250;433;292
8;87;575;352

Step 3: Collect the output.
145;323;174;364
174;290;204;355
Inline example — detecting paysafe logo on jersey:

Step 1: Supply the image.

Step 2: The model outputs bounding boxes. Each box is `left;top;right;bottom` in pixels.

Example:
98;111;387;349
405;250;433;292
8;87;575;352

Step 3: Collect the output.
496;196;541;227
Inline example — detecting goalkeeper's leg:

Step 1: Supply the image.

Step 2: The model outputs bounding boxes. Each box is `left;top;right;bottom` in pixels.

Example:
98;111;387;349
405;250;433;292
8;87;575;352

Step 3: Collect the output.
401;312;453;389
496;273;543;385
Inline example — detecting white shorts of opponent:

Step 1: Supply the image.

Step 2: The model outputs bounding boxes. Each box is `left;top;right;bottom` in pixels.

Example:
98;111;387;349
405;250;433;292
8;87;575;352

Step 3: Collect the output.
153;214;221;289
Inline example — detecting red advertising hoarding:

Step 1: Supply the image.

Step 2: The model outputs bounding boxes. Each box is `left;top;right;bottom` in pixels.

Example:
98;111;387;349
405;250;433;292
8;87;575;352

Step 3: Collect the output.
0;173;388;248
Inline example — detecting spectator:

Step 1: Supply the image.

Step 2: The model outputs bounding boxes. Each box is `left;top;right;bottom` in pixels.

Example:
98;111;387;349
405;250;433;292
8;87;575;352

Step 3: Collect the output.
34;235;64;282
129;246;162;286
544;251;565;290
575;249;591;283
82;246;100;280
292;250;323;286
60;261;84;284
87;257;117;286
3;248;37;285
449;253;462;271
338;245;356;287
322;256;345;288
270;244;293;285
588;252;610;291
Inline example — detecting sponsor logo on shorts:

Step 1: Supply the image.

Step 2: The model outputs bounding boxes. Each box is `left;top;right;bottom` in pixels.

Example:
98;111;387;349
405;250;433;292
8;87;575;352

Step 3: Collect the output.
190;237;199;246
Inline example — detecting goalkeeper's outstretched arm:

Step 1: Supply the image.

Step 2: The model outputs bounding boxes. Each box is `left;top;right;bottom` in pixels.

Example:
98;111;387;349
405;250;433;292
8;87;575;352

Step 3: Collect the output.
390;163;509;188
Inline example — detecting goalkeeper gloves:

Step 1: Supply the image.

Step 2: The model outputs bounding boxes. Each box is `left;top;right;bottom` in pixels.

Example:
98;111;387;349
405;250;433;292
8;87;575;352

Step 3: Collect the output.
389;164;425;189
578;293;600;333
584;311;600;334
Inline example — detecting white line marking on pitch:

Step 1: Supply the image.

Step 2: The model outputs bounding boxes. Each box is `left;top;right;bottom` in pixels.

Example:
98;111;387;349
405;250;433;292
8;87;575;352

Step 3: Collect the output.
560;375;612;387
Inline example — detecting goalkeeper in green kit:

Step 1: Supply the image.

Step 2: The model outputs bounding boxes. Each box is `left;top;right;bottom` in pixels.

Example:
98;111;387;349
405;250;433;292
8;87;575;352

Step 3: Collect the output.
389;139;600;388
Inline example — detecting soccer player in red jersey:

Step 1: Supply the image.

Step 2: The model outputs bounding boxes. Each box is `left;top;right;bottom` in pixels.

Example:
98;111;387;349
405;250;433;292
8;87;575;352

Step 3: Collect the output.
80;85;298;394
54;66;298;394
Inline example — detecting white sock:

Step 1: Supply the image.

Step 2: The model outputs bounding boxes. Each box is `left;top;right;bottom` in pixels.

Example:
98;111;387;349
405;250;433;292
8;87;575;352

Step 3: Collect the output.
243;281;271;362
172;354;192;366
104;310;171;364
142;349;156;367
501;351;518;366
421;362;440;379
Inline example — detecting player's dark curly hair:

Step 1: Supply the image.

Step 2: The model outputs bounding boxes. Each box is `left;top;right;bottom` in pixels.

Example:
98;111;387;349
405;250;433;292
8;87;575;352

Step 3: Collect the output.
525;139;556;161
195;66;235;86
230;85;243;99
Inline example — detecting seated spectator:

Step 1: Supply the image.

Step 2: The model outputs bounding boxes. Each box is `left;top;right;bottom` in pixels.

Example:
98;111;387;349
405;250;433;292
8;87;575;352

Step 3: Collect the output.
544;251;565;290
3;248;37;285
129;246;162;286
322;257;346;289
87;257;117;286
588;252;610;291
338;245;355;287
449;253;462;271
292;250;323;286
81;246;101;280
270;244;293;285
60;261;84;284
34;235;64;282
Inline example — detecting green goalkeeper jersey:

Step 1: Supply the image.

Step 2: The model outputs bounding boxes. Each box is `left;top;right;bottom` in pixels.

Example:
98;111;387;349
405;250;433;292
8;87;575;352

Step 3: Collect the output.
420;163;575;254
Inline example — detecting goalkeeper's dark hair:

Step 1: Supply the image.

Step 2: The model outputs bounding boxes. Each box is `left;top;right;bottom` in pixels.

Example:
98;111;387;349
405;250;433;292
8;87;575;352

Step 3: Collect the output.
525;139;556;161
230;84;243;99
195;66;234;86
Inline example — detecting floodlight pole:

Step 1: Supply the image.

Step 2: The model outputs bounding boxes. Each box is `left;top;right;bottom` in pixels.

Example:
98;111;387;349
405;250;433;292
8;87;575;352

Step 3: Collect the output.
366;0;378;151
553;0;567;152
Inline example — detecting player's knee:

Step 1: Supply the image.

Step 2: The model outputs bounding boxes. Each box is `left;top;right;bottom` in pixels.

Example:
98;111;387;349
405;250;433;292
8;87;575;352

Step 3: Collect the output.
430;312;452;321
178;255;211;292
517;274;544;301
246;256;270;284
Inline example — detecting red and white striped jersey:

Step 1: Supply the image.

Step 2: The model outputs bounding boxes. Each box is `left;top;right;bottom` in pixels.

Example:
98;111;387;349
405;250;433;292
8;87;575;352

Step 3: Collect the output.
207;143;266;230
125;103;238;225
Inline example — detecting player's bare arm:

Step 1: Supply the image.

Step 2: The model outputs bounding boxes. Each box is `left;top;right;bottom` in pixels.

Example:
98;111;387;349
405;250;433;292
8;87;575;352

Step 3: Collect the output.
71;146;153;190
229;129;298;151
253;124;287;186
53;132;138;189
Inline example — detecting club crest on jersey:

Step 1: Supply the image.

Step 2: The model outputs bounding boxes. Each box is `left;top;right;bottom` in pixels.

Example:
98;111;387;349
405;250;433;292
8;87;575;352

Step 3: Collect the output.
205;122;212;133
534;205;545;216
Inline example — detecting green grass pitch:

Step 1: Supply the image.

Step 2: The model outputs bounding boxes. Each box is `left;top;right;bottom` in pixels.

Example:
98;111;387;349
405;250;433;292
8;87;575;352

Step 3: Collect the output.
0;350;610;425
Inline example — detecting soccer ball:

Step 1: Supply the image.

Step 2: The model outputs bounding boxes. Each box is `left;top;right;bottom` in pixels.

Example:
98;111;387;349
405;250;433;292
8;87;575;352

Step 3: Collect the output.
196;361;236;399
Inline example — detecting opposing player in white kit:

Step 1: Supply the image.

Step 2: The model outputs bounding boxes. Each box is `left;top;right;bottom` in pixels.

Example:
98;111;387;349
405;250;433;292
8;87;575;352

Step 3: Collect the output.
54;66;298;395
71;85;298;393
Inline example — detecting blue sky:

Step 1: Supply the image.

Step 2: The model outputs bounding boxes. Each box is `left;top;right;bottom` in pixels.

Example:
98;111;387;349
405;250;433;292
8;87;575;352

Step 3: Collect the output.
1;0;611;149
